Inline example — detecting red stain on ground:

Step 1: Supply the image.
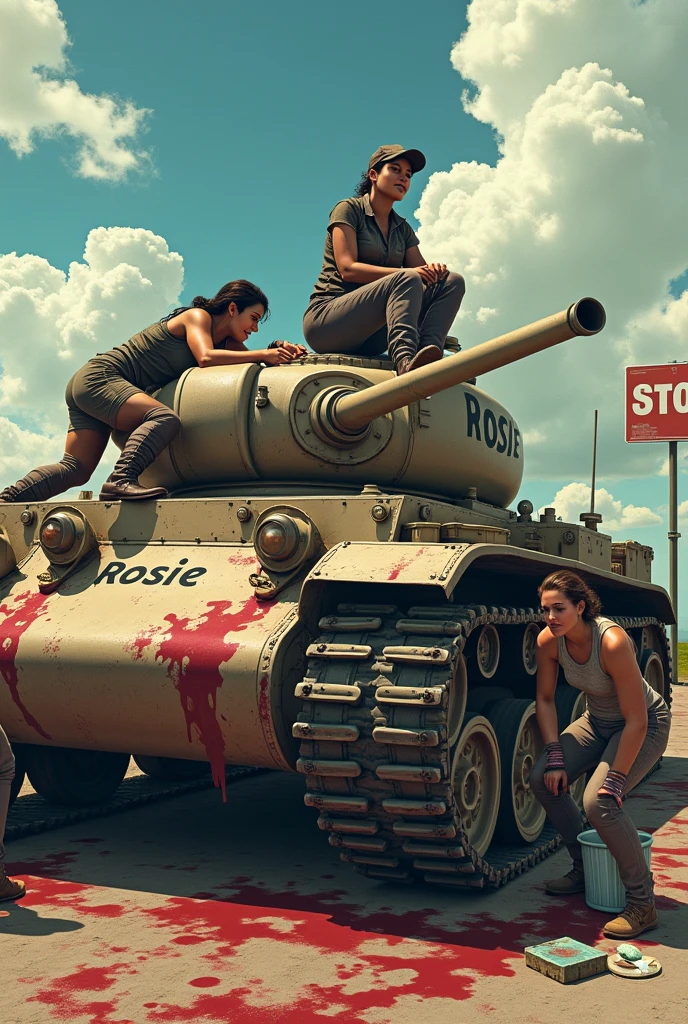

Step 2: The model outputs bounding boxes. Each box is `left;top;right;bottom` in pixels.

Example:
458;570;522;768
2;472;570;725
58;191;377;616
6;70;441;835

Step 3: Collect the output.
0;589;52;738
28;963;134;1024
7;852;77;878
12;825;688;1022
128;599;272;800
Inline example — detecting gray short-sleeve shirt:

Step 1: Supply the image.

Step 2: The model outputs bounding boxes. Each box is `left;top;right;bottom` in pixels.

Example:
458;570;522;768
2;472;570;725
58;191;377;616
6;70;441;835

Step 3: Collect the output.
309;194;420;302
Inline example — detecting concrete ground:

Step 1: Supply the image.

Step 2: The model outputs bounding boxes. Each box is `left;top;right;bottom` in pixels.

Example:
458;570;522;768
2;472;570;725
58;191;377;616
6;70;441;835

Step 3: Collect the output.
2;692;687;1024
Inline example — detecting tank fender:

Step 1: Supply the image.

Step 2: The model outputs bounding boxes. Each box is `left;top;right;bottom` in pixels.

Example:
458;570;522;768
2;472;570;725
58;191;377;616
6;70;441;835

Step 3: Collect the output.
298;541;674;632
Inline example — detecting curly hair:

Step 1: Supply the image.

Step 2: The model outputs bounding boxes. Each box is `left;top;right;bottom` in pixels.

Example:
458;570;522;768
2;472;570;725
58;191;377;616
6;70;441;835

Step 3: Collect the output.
191;279;270;320
354;162;385;197
538;570;602;622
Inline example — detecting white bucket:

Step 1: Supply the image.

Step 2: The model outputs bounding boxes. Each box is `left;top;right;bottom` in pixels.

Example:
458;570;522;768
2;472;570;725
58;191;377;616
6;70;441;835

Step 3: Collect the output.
578;828;653;913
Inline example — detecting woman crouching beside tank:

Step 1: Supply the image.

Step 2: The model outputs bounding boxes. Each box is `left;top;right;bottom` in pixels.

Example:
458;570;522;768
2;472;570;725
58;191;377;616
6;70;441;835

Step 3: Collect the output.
303;144;465;375
530;570;670;939
0;280;306;504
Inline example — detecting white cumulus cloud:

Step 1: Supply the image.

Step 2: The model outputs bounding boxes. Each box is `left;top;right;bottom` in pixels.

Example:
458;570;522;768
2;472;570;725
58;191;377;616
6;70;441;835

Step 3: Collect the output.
679;499;688;524
540;482;662;533
416;0;688;481
0;0;150;180
0;227;183;487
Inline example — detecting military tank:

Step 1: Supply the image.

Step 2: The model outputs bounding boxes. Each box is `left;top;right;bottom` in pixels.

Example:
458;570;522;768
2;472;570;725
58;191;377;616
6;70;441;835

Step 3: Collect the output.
0;297;673;888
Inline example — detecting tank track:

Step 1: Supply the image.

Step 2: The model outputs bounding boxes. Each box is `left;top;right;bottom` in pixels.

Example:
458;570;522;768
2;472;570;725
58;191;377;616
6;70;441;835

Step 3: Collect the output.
6;766;262;843
293;603;670;889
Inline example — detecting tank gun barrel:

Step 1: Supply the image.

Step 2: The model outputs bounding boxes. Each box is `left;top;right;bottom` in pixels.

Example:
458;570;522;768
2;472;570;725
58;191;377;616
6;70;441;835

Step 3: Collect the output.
329;297;605;435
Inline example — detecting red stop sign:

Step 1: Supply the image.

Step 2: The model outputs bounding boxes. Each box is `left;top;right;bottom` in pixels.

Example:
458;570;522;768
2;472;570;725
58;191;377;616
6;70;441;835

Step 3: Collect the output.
626;363;688;442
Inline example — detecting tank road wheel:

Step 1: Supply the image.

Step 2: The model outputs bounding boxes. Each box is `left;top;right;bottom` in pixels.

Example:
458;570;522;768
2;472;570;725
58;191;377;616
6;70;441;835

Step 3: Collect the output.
554;683;587;808
133;755;209;780
485;699;546;844
451;713;501;856
473;624;500;679
522;623;541;676
25;746;130;806
496;622;541;681
639;649;666;702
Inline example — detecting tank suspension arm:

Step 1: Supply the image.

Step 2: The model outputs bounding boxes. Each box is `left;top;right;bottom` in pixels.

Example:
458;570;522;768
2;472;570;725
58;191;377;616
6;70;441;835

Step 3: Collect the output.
328;297;605;436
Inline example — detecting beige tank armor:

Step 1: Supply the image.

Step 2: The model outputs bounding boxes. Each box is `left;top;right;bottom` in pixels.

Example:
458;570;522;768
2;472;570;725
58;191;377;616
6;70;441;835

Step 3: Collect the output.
0;297;673;889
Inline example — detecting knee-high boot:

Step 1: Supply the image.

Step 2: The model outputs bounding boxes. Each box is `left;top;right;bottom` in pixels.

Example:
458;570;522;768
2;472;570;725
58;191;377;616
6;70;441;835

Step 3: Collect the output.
0;454;87;503
99;406;180;502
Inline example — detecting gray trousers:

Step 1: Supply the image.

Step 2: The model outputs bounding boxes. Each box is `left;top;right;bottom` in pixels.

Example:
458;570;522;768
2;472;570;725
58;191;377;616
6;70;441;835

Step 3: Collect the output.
303;270;465;366
0;724;15;872
531;699;670;907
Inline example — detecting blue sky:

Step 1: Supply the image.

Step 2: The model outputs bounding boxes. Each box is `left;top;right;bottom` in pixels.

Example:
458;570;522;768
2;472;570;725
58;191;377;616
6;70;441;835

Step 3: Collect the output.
1;0;495;341
1;0;686;632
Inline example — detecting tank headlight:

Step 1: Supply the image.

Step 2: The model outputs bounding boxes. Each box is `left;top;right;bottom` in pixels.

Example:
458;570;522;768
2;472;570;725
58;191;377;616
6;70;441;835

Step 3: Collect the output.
252;506;320;575
35;505;97;592
256;515;300;562
40;513;77;554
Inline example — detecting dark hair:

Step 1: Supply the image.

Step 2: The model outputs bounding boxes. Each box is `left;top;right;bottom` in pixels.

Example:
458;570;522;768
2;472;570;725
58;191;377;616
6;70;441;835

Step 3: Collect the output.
355;161;384;197
538;570;602;622
191;279;269;320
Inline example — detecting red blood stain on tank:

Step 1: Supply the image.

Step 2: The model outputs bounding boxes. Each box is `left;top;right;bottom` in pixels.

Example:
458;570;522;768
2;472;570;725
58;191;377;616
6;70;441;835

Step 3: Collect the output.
136;598;272;800
189;977;221;988
0;590;52;738
227;553;261;566
387;548;424;581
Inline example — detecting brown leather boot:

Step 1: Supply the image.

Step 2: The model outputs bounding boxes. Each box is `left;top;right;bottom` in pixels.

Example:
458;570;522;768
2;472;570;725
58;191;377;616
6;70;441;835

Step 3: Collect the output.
603;903;658;939
99;480;167;502
0;871;26;902
396;345;444;375
544;862;585;895
99;406;179;502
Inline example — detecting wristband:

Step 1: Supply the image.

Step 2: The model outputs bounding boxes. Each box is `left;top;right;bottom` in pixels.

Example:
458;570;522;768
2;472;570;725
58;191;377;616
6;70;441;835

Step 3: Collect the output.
544;742;566;772
599;769;627;804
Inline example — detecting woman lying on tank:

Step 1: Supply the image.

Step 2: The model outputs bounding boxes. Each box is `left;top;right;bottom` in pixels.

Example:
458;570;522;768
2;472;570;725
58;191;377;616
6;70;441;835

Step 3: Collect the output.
303;144;465;375
530;570;670;940
0;280;306;505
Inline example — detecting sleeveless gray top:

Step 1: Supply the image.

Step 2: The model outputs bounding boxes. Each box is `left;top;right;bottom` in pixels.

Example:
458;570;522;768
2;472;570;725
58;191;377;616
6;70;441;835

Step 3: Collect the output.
557;615;657;721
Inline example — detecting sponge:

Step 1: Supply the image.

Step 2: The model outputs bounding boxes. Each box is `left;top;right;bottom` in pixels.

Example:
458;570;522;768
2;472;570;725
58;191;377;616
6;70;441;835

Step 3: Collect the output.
617;944;643;962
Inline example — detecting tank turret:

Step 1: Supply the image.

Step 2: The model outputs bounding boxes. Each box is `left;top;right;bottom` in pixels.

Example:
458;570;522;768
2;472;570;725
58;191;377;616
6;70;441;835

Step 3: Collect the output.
140;297;605;508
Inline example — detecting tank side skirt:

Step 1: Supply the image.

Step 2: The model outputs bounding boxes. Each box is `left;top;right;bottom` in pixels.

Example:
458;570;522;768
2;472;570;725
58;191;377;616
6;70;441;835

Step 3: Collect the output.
294;605;670;888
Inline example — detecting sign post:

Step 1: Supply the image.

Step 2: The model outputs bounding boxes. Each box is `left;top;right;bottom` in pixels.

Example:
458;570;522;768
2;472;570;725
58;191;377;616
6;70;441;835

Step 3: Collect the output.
626;363;687;684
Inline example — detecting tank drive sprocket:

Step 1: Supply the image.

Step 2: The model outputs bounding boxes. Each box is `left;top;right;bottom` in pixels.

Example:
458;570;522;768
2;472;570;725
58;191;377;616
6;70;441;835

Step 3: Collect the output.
293;602;670;888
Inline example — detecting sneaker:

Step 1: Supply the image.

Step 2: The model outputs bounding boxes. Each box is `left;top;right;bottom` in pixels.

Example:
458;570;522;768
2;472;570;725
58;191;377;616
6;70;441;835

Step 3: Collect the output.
544;863;585;896
0;872;26;902
603;903;658;939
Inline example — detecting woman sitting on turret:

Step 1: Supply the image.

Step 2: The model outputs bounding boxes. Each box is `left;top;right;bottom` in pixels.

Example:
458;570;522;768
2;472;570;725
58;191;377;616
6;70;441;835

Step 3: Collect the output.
0;280;305;505
303;144;465;375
